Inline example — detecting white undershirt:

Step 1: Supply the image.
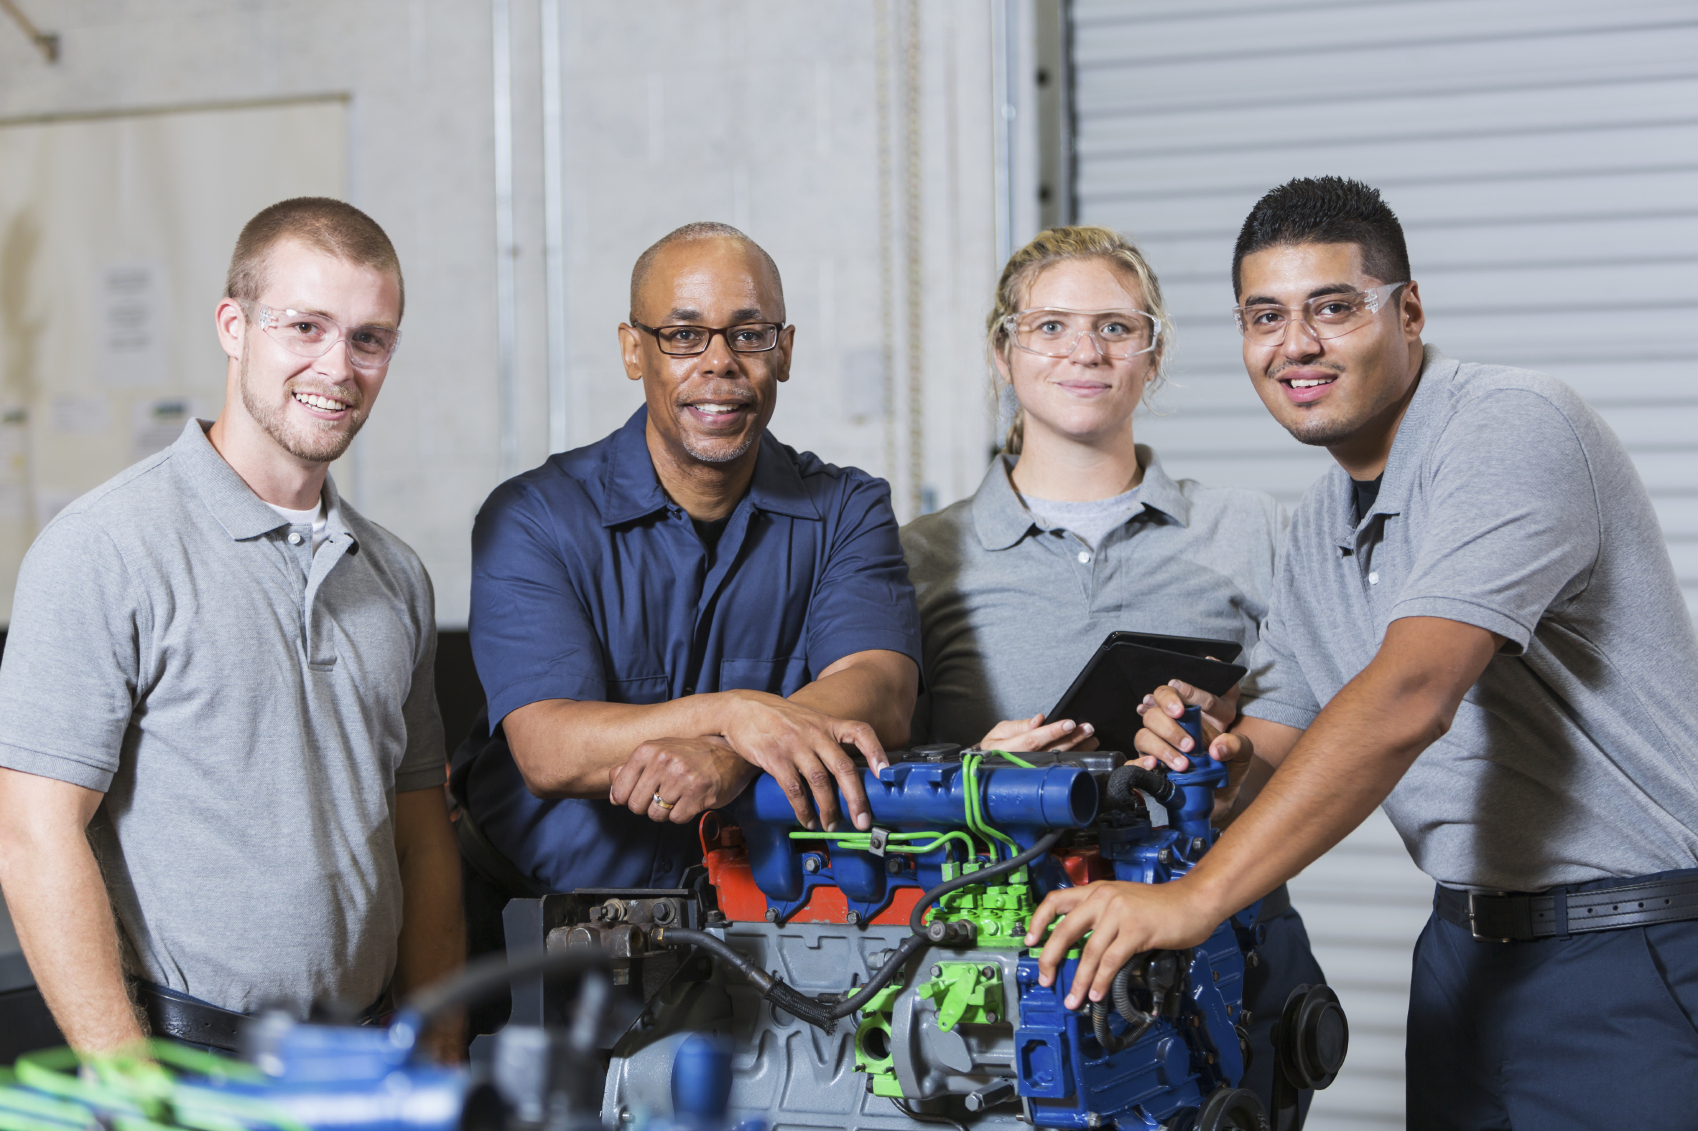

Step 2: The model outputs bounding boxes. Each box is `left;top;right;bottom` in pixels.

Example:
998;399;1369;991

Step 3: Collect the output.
1021;485;1143;550
266;497;328;552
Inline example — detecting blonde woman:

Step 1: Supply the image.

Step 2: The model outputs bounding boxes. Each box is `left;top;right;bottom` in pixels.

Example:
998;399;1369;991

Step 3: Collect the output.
899;226;1323;1123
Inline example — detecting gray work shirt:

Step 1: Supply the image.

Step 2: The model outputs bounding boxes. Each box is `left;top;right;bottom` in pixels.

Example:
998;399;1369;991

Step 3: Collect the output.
0;421;446;1014
901;448;1285;747
1243;347;1698;892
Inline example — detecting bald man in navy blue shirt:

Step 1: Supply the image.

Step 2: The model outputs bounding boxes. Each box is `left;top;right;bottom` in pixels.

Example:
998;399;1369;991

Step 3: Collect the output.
451;224;921;991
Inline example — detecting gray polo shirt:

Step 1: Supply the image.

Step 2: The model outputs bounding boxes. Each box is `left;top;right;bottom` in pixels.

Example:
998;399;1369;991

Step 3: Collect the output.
0;421;446;1014
901;448;1285;747
1243;346;1698;892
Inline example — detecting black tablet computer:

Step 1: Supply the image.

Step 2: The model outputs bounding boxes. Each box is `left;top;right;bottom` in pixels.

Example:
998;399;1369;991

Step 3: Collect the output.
1046;631;1248;754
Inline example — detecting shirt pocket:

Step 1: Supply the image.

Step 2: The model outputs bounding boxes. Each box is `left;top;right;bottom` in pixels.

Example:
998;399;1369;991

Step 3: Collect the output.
608;674;670;705
719;656;810;697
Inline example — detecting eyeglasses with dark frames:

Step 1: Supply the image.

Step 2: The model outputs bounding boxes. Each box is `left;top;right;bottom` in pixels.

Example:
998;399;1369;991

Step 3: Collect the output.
630;320;784;357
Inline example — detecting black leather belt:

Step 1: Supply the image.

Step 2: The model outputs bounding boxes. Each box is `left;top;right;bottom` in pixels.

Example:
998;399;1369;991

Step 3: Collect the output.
1436;873;1698;942
137;983;245;1052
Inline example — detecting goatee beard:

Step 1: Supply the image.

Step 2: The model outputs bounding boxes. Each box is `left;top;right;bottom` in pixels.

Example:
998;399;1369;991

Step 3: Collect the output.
240;346;366;463
681;431;758;464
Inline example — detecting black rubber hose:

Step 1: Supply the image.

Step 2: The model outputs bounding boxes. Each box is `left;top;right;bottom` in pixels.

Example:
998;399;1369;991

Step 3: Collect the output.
1091;961;1155;1052
653;927;928;1031
1112;960;1153;1027
401;946;611;1025
657;828;1065;1034
893;1097;969;1131
908;829;1066;934
825;934;930;1020
1106;764;1176;809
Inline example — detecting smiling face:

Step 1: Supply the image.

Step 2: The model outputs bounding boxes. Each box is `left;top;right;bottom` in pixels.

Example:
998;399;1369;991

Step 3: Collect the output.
225;238;400;464
1238;242;1425;461
1000;258;1159;448
620;237;791;468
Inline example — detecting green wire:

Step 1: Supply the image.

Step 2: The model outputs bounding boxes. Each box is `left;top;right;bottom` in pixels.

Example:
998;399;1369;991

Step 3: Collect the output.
783;749;1030;870
964;753;1021;863
984;748;1037;769
788;827;976;860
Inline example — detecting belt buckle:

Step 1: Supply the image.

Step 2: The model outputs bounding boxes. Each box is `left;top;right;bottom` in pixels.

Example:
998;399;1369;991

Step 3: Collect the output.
1467;891;1512;943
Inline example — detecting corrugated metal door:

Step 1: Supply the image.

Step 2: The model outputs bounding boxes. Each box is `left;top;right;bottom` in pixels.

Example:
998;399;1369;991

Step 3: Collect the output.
1067;2;1698;1127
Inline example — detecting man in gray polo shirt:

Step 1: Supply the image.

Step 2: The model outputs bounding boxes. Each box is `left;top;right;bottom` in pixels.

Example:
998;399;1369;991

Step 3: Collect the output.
0;198;462;1057
1028;177;1698;1128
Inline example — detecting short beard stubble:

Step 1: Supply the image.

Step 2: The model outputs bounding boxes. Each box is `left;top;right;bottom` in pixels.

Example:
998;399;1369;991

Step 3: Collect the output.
240;340;367;463
680;429;759;465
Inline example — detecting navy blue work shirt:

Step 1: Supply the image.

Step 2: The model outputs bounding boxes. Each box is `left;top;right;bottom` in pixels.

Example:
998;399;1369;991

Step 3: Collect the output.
458;406;922;893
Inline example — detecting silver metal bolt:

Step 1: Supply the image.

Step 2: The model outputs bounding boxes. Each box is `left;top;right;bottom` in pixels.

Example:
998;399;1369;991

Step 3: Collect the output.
804;855;821;873
1157;848;1172;865
764;908;779;922
846;910;861;926
931;965;944;977
985;1011;999;1024
982;965;998;979
1191;837;1207;854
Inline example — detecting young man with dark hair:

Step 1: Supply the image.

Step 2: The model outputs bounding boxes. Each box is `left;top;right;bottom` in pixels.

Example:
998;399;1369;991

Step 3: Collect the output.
0;198;463;1058
451;224;920;1024
1028;176;1698;1127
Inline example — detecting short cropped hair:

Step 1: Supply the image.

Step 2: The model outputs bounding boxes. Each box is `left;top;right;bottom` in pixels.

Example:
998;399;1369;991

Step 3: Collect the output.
629;221;784;321
986;225;1172;454
1232;177;1410;297
225;197;405;319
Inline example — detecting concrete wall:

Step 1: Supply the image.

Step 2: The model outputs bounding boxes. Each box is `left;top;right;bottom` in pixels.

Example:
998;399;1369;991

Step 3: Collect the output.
0;1;1006;626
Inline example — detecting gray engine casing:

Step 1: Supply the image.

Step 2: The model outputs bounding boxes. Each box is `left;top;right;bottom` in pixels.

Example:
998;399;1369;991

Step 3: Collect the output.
602;921;1028;1131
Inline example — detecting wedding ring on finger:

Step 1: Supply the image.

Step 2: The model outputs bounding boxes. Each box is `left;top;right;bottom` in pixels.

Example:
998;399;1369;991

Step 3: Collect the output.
652;793;677;811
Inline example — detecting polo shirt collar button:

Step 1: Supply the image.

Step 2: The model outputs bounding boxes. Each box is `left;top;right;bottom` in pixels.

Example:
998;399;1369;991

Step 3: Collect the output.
1077;550;1091;563
287;532;304;546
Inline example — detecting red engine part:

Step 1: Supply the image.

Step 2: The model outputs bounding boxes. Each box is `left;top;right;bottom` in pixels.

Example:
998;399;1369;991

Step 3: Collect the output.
699;812;923;925
1060;844;1113;886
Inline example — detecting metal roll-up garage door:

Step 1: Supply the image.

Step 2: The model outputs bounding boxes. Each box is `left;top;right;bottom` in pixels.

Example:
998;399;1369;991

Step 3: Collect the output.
1066;3;1698;1127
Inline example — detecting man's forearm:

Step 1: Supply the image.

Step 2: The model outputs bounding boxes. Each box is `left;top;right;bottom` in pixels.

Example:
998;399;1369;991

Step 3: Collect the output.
394;788;466;1060
0;771;143;1052
504;695;745;797
1184;618;1500;918
506;651;917;798
393;815;465;1000
788;651;915;748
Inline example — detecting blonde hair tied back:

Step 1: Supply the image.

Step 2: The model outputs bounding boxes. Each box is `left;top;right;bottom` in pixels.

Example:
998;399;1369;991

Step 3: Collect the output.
986;225;1172;455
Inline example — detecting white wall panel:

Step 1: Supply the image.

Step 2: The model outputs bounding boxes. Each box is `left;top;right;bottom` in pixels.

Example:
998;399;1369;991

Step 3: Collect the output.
1070;2;1698;1127
0;1;1002;626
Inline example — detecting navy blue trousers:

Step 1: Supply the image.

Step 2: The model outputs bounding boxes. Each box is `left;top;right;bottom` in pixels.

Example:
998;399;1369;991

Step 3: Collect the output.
1408;899;1698;1129
1241;906;1326;1128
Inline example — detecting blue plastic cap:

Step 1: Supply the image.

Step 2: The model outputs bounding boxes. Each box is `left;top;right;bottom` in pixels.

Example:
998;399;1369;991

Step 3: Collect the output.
672;1033;734;1121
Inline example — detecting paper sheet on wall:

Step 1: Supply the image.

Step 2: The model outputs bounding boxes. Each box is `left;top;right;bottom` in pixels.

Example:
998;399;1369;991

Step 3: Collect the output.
51;395;112;435
0;98;346;623
97;263;168;387
0;407;27;523
132;397;205;461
